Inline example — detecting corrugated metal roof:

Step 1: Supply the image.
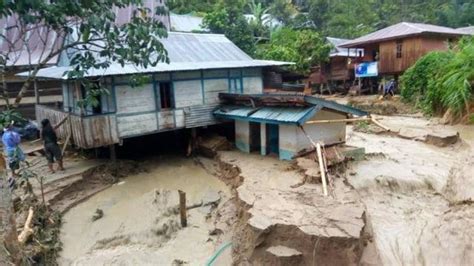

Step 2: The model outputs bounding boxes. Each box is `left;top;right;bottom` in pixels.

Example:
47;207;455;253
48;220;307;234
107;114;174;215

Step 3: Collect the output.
0;15;64;67
341;22;466;48
170;13;207;32
18;32;293;79
1;0;169;67
327;37;363;57
457;26;474;35
214;106;318;125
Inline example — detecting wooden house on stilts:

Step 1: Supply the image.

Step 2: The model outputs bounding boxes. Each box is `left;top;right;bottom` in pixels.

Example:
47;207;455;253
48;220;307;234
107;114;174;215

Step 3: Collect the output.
26;32;290;150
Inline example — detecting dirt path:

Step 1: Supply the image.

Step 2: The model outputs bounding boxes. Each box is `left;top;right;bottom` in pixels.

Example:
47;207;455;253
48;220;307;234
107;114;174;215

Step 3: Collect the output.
58;156;231;265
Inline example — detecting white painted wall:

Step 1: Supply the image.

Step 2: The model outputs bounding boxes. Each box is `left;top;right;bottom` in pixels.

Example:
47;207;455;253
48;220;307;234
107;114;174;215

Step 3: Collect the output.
115;84;155;114
296;110;346;151
204;79;228;104
173;80;203;108
117;113;158;137
235;120;250;152
243;77;263;94
279;124;298;153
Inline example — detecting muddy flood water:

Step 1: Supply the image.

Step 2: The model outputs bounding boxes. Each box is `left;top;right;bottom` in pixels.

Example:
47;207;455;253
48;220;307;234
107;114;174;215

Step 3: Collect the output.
59;156;230;265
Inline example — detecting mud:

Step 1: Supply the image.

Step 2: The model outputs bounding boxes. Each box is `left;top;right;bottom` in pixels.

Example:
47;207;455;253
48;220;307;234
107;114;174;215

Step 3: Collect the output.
58;156;231;265
218;152;366;265
347;115;474;265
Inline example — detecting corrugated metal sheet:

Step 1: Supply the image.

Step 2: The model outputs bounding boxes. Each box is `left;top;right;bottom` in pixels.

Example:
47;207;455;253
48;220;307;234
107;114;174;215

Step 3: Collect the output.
18;32;293;79
1;0;169;67
184;104;220;128
0;15;64;67
170;13;207;32
214;106;317;125
19;59;290;79
341;22;467;48
327;37;363;57
457;26;474;35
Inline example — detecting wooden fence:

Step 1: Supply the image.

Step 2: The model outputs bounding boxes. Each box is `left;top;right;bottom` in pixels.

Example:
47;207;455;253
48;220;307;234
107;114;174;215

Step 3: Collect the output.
35;105;119;149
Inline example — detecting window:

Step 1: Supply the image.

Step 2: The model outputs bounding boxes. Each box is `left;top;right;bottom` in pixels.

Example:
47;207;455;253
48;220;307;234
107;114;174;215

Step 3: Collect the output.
159;82;173;109
80;81;116;115
396;40;403;58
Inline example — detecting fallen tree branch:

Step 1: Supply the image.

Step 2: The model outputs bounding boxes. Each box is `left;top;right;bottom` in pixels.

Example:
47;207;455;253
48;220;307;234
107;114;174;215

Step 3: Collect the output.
18;207;34;245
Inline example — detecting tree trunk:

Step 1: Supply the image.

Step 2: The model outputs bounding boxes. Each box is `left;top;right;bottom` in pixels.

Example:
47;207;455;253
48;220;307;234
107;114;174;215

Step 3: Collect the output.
0;173;22;265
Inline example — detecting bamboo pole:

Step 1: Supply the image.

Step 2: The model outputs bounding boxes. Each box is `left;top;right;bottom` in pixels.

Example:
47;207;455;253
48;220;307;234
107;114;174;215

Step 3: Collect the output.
370;117;391;131
178;190;187;227
305;117;374;125
299;126;329;196
316;143;328;196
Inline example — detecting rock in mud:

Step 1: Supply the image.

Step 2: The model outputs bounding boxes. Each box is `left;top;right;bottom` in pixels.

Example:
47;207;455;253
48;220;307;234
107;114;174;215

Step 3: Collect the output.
424;131;459;147
92;209;104;222
397;127;460;147
444;156;474;203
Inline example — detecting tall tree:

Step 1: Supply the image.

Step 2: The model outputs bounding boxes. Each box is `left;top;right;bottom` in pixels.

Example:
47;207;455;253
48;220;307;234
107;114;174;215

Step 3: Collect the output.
256;27;330;74
202;0;255;55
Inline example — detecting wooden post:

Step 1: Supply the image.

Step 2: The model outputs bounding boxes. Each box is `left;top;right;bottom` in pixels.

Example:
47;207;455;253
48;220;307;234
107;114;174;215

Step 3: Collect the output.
299;126;329;196
178;190;187;227
34;80;39;104
109;144;116;163
316;143;328;197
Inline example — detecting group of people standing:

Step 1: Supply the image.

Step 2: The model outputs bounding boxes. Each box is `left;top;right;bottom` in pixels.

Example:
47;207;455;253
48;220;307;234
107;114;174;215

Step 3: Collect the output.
2;119;64;187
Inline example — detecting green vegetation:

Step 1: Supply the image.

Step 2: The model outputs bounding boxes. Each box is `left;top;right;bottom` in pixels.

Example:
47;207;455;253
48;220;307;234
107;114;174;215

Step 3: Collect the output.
1;0;169;109
401;37;474;120
255;27;330;74
202;0;256;55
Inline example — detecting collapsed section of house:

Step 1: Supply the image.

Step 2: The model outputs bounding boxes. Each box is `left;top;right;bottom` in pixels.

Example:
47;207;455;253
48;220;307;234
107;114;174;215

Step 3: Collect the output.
214;93;368;160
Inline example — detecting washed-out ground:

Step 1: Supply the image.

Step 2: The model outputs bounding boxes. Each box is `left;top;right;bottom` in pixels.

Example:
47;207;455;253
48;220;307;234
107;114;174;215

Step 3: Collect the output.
58;156;231;265
49;99;473;265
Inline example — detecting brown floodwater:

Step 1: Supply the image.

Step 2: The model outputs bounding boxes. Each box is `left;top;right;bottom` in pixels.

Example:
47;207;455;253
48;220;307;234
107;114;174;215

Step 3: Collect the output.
59;156;230;265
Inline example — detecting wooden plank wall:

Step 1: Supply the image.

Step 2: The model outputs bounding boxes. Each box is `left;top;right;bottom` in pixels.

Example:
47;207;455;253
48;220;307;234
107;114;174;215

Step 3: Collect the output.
35;105;71;140
36;105;119;149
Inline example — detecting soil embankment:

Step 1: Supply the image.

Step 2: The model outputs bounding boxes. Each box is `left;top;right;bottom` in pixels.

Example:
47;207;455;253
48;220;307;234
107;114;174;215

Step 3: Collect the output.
217;152;367;265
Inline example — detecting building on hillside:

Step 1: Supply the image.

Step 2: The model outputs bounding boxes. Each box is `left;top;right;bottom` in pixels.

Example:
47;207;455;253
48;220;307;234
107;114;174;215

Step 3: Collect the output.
309;37;364;92
214;93;367;160
457;26;474;35
1;0;170;119
26;32;290;150
340;22;467;77
169;13;208;33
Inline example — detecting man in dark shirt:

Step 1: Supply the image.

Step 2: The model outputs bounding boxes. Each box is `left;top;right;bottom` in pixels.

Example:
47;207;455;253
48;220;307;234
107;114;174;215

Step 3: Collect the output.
41;119;64;173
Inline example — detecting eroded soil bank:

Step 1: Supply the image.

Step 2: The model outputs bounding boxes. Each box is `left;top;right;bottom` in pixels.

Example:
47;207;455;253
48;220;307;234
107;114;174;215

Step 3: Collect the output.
59;156;231;265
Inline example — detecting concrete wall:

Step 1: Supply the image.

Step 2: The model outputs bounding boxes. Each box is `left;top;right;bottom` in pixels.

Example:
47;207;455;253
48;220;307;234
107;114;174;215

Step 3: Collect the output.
260;123;267;155
235;120;250;153
279;110;347;160
296;110;346;150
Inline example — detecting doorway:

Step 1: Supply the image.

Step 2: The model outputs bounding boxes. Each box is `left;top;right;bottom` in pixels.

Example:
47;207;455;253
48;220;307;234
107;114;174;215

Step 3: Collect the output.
266;124;279;155
249;122;261;152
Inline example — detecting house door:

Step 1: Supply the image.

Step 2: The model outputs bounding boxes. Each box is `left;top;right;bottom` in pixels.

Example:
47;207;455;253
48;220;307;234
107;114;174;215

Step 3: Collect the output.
249;122;261;152
266;124;279;155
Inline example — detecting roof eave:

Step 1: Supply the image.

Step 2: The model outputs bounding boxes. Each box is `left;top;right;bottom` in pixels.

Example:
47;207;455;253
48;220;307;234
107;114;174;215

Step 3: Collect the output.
340;32;466;48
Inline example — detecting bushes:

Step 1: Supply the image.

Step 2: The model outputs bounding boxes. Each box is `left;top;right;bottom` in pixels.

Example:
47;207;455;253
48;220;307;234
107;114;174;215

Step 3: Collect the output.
400;36;474;119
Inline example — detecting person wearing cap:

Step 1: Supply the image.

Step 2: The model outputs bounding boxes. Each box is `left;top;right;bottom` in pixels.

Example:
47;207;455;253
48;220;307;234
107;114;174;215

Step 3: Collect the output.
41;119;64;173
1;122;25;177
